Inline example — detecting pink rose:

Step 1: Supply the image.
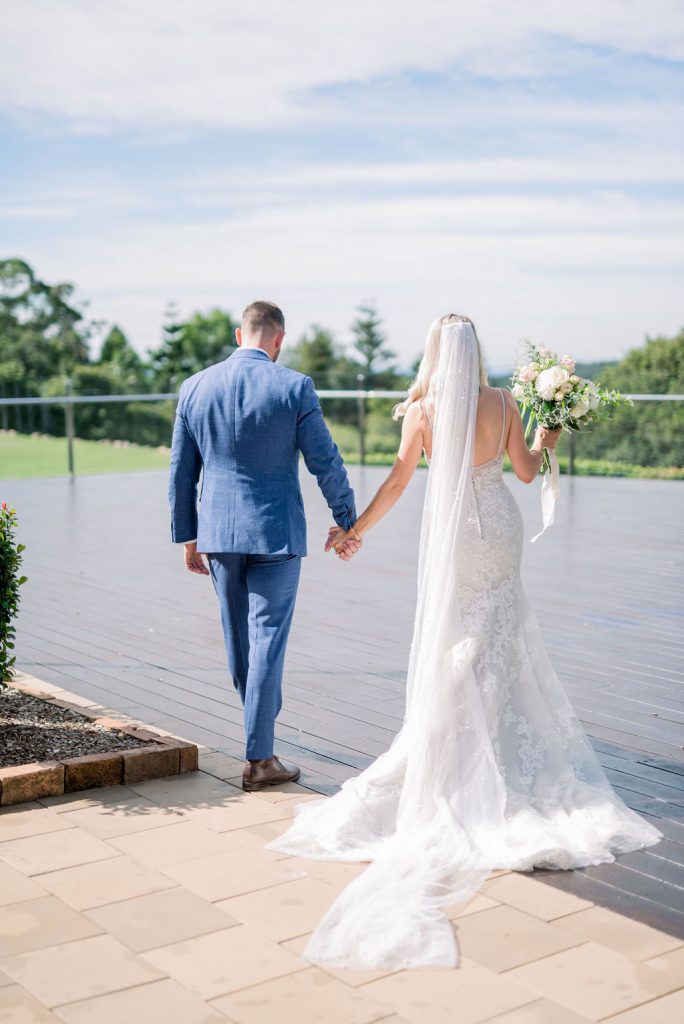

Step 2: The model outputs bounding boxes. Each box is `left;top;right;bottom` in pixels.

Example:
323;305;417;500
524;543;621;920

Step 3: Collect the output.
560;355;576;373
519;363;538;382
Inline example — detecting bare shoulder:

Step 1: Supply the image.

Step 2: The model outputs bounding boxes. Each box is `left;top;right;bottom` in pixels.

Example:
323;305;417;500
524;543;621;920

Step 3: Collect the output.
403;400;428;433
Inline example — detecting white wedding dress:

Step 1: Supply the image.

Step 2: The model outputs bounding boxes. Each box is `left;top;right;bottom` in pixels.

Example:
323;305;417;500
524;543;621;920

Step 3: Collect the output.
269;321;662;969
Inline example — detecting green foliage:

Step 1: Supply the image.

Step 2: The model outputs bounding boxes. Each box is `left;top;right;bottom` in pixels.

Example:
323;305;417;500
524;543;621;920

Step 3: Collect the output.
1;258;681;473
351;304;396;386
149;304;237;390
98;325;147;390
286;325;340;389
0;257;91;386
0;502;27;683
574;330;684;467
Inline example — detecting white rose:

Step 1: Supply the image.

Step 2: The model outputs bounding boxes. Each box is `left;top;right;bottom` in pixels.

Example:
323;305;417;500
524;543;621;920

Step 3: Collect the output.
536;365;569;400
512;383;524;398
554;389;565;401
571;400;589;418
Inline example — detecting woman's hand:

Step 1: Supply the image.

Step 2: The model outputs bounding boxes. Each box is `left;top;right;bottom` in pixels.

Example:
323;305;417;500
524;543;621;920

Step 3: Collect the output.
532;426;562;451
325;526;362;561
538;426;562;450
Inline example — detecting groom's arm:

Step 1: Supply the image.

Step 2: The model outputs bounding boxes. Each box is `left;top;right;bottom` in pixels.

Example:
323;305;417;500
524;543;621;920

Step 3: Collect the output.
296;376;356;530
168;388;203;543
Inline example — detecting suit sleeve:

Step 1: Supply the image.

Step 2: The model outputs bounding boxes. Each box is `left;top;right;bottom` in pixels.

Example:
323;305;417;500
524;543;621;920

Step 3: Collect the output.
296;376;356;530
168;387;203;543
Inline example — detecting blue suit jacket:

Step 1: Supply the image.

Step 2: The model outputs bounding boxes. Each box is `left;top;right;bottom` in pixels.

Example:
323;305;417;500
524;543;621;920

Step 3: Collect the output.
168;347;356;555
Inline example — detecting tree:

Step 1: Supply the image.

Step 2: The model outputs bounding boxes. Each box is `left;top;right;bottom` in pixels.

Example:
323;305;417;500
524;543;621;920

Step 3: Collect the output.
286;325;338;389
149;304;237;390
350;304;396;387
98;325;146;390
0;258;91;387
575;330;684;468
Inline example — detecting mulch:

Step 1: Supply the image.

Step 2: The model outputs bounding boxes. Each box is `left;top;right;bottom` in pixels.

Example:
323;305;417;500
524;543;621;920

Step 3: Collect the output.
0;686;154;768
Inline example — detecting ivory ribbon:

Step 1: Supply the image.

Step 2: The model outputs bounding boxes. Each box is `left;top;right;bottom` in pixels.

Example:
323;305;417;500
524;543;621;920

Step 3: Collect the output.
530;448;560;543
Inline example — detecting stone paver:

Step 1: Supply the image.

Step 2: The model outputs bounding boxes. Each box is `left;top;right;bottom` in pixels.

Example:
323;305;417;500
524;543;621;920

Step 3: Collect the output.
507;941;681;1021
604;988;684;1022
37;785;141;813
162;846;306;901
0;985;61;1022
483;872;593;921
52;978;227;1024
0;827;118;876
361;960;535;1024
1;757;682;1023
0;933;163;1008
0;862;46;906
0;804;71;842
106;819;240;867
453;904;583;972
38;854;176;910
553;906;684;961
642;944;684;980
210;965;390;1023
215;875;338;941
483;1001;591;1023
84;887;239;952
0;896;101;957
142;924;306;998
57;796;185;839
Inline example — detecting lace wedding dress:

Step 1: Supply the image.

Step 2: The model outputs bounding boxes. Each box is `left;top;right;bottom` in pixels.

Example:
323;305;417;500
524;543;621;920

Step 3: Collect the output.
269;321;661;970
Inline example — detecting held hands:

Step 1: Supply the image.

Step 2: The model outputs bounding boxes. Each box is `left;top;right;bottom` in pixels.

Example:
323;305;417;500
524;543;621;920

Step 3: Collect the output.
184;541;210;576
325;526;362;561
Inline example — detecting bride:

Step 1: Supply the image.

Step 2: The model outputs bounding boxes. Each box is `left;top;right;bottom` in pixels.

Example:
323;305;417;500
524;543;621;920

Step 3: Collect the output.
268;314;661;970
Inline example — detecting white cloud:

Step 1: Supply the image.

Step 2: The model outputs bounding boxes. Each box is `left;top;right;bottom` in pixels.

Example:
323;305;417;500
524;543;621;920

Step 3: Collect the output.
2;1;683;131
8;185;680;367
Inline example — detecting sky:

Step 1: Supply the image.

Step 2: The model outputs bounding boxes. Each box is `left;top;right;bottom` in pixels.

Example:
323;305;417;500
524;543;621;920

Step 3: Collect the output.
1;1;683;371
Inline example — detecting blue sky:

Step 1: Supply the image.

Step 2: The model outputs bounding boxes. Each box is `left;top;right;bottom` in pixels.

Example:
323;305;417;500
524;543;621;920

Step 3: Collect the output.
1;1;683;370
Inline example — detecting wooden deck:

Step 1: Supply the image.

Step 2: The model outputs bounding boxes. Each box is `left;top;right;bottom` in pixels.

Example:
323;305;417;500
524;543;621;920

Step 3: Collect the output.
6;465;684;937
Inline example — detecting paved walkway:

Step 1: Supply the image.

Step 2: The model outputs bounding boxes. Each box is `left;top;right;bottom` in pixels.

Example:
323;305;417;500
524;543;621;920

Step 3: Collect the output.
1;745;684;1024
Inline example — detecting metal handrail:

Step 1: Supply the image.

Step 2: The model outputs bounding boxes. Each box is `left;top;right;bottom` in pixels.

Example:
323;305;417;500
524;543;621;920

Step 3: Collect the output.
1;391;682;406
1;390;682;478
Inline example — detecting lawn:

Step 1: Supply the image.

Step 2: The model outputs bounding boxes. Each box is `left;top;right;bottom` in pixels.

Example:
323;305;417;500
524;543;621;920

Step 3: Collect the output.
1;429;681;481
0;432;170;479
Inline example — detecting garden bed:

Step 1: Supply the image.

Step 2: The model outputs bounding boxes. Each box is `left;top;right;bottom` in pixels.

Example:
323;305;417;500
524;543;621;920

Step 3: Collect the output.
0;676;198;806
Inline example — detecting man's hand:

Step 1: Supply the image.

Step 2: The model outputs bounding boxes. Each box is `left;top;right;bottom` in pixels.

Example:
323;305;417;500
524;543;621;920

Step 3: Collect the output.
184;541;210;575
325;526;362;561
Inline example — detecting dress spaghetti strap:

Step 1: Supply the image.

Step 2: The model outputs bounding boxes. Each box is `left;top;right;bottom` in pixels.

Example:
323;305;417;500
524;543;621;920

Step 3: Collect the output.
496;388;507;456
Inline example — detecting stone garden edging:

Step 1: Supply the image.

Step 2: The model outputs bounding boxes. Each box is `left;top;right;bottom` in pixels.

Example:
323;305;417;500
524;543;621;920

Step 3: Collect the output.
0;673;198;806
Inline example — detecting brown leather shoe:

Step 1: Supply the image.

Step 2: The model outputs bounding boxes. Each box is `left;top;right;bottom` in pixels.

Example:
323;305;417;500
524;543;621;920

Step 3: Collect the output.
242;756;301;792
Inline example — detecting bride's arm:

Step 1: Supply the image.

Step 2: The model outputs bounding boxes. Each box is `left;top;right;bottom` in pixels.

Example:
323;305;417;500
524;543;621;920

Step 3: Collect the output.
504;390;561;483
328;402;425;551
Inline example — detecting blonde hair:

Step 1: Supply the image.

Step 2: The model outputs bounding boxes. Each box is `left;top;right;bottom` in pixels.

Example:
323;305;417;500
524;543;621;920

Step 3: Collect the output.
392;313;488;420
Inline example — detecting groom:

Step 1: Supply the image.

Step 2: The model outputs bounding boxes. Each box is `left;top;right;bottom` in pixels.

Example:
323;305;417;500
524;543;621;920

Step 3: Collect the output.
168;300;358;790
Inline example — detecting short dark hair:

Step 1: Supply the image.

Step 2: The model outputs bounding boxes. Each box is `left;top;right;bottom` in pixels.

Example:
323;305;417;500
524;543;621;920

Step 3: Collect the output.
241;300;285;334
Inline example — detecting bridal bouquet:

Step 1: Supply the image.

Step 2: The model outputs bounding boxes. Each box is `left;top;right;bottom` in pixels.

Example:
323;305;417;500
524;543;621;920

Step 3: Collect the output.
510;343;631;540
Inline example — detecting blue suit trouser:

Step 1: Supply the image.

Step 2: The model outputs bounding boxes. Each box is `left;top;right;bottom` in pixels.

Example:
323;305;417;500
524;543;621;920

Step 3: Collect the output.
207;552;302;761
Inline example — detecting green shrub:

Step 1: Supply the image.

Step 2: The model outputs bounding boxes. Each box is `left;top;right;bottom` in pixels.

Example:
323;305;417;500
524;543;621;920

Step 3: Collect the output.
0;503;27;683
